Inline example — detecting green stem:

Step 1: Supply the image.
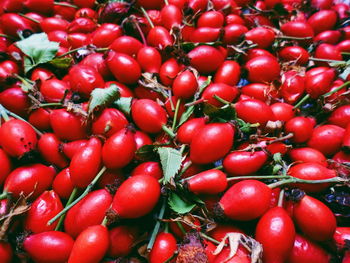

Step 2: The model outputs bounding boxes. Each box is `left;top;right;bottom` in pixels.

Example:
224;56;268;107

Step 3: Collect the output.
18;13;40;24
276;35;312;40
200;232;221;245
0;192;8;200
48;166;107;225
268;176;345;189
277;189;285;207
293;94;310;109
164;0;169;4
323;80;350;98
309;57;346;64
147;198;167;251
227;175;290;181
140;7;154;28
178;160;192;177
185;98;205;107
341;52;350;56
39;103;63;108
214;165;223;170
172;98;181;130
95;48;109;52
213;95;231;105
0;104;10;122
101;215;108;227
53;2;78;8
57;47;83;58
162;125;176;138
54;188;78;231
0;34;17;40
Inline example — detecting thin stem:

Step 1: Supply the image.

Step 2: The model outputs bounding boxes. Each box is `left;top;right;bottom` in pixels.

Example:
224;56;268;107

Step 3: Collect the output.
268;176;345;189
54;188;78;231
95;48;109;52
172;99;181;130
341;52;350;55
277;189;285;207
213;95;231;105
293;94;310;109
309;57;346;64
101;215;108;227
178;160;192;177
0;104;10;122
147;198;167;251
57;47;83;58
0;34;17;41
140;7;155;28
48;166;107;225
200;233;221;245
54;2;78;8
18;13;40;24
164;0;169;4
276;35;312;40
0;192;8;200
227;175;290;182
39;103;63;108
162;125;176;138
185;98;205;107
214;165;223;170
323;80;350;98
133;18;147;46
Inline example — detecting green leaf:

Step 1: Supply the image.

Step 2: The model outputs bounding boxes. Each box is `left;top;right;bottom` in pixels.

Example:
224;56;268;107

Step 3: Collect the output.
114;97;133;116
168;192;196;214
49;57;73;69
16;33;59;73
157;147;182;185
88;84;120;114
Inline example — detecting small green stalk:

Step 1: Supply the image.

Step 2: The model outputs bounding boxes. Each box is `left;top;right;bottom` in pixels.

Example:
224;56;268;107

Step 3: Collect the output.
54;188;78;231
48;166;107;225
268;176;346;189
53;1;78;8
18;13;40;24
140;7;155;28
172;99;181;130
147;198;167;251
227;175;290;181
323;80;350;98
213;95;231;105
0;192;8;200
309;57;346;64
39;102;63;108
293;94;310;109
162;125;176;138
277;189;285;207
200;232;221;245
0;104;10;122
276;35;312;41
57;47;84;58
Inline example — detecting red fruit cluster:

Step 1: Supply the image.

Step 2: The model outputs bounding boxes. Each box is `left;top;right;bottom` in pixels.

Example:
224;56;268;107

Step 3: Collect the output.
0;0;349;262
